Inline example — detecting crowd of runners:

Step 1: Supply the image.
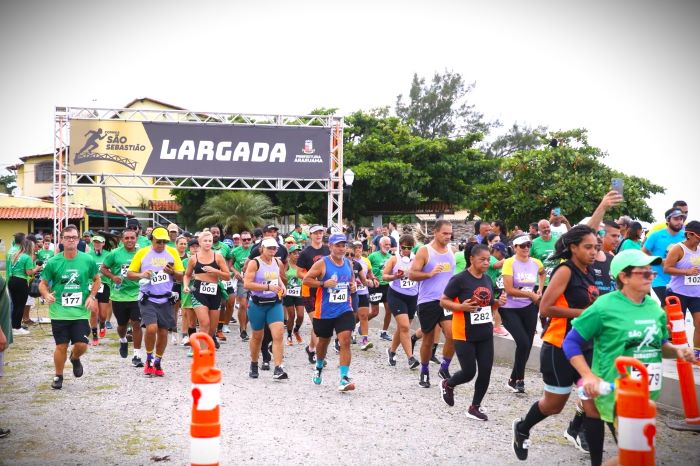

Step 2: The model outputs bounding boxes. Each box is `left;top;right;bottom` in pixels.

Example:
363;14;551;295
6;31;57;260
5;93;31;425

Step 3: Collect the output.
1;191;699;465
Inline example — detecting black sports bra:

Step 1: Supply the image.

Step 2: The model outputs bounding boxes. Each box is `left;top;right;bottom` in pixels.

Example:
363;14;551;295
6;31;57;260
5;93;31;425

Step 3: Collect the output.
193;253;220;274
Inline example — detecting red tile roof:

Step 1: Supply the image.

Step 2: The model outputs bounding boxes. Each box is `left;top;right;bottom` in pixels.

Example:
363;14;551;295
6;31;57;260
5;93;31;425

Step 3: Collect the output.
148;200;181;211
0;207;85;220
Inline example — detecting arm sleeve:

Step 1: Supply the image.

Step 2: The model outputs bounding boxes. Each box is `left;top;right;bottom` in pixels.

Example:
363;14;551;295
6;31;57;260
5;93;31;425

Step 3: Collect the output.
562;328;589;359
167;247;184;272
501;258;514;276
128;247;148;273
533;258;544;271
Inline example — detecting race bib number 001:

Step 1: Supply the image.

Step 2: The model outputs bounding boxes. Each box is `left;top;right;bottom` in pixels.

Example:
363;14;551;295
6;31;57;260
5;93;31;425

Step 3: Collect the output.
287;286;301;297
684;275;700;286
150;270;170;285
62;292;83;307
471;306;493;324
199;282;217;295
400;277;416;289
630;362;662;391
330;288;348;303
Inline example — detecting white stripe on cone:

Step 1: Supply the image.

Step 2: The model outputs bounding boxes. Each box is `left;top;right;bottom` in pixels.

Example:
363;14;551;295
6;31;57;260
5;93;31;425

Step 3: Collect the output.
671;319;685;333
192;383;220;411
618;417;655;452
190;436;220;464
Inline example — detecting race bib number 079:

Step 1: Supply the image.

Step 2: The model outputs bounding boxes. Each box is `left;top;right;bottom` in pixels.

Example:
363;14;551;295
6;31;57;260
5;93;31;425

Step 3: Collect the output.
630;362;662;391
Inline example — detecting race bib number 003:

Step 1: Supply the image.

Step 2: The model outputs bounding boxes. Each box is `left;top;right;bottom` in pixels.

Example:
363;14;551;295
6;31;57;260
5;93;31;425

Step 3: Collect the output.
62;292;83;307
684;275;700;286
150;270;170;285
199;282;217;295
630;362;662;391
330;288;348;303
471;306;493;324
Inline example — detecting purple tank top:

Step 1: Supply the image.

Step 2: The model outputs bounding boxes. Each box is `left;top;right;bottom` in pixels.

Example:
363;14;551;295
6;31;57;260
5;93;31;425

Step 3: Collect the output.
250;257;280;299
504;257;541;308
390;256;418;296
417;245;455;305
668;243;700;297
354;258;369;296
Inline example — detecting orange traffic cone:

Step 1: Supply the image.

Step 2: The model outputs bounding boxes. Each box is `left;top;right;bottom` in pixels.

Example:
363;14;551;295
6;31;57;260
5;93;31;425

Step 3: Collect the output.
190;332;221;466
615;356;656;466
664;296;700;432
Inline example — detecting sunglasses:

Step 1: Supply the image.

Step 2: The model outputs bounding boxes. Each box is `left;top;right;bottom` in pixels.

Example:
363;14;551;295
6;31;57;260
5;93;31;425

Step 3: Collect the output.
241;238;252;242
265;246;278;250
629;270;657;279
517;243;532;249
154;240;167;244
400;246;412;250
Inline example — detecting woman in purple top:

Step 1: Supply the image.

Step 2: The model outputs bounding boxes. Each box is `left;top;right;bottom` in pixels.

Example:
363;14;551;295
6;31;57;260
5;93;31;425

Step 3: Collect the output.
500;234;545;394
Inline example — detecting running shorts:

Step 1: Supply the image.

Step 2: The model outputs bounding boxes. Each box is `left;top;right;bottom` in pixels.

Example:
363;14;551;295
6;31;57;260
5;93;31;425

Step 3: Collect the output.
247;300;284;331
51;319;90;345
368;284;389;304
140;300;176;329
417;300;451;333
96;283;110;304
312;310;355;339
283;295;304;307
191;280;222;310
112;300;141;326
666;289;700;315
540;342;593;394
387;287;417;320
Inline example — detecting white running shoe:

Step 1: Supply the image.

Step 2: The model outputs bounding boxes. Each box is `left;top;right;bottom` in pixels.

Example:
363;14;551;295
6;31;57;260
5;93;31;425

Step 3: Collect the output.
222;325;231;333
181;335;190;346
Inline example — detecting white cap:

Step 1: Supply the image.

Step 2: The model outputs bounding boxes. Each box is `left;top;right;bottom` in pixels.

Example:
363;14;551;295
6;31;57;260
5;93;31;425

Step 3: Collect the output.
261;238;278;248
512;235;531;246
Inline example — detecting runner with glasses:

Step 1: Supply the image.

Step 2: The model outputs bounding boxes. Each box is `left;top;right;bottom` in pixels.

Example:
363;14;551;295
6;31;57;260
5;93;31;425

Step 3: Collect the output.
642;208;687;306
231;231;254;341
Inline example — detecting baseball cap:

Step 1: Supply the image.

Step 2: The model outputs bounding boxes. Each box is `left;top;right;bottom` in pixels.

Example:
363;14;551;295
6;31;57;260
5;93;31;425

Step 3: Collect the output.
685;220;700;235
187;238;199;248
167;223;179;232
512;235;531;246
610;249;662;279
284;236;296;243
83;230;93;237
151;227;169;241
309;225;325;233
126;218;141;228
253;228;263;238
261;238;278;248
666;208;686;220
288;244;301;253
92;235;106;243
263;224;279;232
329;233;347;245
232;233;241;238
352;240;363;247
223;238;233;247
491;241;507;254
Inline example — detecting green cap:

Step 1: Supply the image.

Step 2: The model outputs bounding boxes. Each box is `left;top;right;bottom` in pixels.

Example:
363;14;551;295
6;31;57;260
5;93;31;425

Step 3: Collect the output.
288;244;301;253
92;235;106;243
610;249;661;279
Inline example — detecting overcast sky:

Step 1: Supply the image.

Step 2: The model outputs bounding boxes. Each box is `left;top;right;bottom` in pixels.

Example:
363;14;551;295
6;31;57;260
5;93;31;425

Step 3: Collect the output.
1;0;698;223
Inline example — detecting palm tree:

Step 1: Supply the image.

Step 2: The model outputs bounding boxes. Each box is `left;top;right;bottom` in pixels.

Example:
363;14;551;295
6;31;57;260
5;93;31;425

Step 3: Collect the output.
197;191;279;233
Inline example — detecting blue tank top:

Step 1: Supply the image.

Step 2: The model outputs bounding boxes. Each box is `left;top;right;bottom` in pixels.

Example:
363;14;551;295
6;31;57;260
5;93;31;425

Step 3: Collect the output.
317;256;353;319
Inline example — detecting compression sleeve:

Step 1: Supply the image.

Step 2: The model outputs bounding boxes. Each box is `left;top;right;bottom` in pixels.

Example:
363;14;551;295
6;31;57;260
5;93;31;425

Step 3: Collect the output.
562;328;589;359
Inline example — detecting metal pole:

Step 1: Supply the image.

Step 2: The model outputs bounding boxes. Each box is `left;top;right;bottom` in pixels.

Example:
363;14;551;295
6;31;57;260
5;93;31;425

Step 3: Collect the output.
101;175;108;230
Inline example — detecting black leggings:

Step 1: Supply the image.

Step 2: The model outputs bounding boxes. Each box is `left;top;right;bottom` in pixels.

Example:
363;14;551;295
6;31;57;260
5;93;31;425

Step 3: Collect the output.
448;338;494;407
8;276;29;329
500;304;539;380
261;324;272;362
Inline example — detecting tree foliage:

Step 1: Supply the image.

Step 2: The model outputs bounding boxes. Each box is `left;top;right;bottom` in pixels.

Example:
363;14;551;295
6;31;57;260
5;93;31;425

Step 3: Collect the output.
470;129;664;228
486;123;549;158
197;191;279;233
396;71;500;138
0;174;16;194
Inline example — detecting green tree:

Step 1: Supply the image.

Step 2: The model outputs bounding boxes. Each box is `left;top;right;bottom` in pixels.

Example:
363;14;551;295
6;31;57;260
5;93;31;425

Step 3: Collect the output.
471;129;664;228
396;71;500;138
486;123;549;158
0;173;16;194
197;191;280;233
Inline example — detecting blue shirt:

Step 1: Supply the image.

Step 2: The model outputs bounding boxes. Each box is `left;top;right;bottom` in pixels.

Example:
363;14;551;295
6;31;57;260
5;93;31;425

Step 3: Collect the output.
643;228;684;287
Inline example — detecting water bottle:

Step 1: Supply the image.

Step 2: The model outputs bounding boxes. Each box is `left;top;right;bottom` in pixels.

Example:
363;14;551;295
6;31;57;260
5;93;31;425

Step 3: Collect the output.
138;277;150;287
577;381;614;400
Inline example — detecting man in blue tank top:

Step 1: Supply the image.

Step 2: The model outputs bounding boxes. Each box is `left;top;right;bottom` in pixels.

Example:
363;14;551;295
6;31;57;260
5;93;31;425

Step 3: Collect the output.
303;233;357;392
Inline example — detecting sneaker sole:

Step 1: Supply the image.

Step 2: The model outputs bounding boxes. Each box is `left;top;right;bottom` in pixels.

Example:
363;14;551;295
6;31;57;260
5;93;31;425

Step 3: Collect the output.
466;411;487;421
512;419;528;461
506;383;520;393
361;343;374;351
563;430;587;453
439;382;454;407
338;382;355;392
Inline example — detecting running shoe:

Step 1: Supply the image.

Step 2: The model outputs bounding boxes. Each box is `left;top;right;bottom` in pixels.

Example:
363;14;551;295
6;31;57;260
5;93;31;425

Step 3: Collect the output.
515;380;525;393
379;331;392;341
13;328;30;336
512;418;530;460
119;342;129;358
410;334;418;354
305;346;316;364
287;336;293;346
216;330;227;342
153;364;165;377
213;335;220;350
126;329;133;342
240;331;250;342
91;337;99;346
51;375;63;390
407;356;420;370
351;333;357;345
440;379;454;406
438;367;451;380
564;423;589;453
273;366;288;380
71;358;83;378
360;340;374;351
99;327;106;338
261;361;271;371
334;339;340;353
144;360;155;377
466;405;488;421
386;348;396;366
22;318;36;327
132;356;144;368
419;372;431;388
506;378;519;393
338;376;355;392
229;317;237;324
0;428;10;438
312;368;323;385
294;331;303;344
181;335;190;346
105;321;113;330
222;325;231;333
171;332;178;345
430;355;441;364
249;363;259;379
493;326;509;336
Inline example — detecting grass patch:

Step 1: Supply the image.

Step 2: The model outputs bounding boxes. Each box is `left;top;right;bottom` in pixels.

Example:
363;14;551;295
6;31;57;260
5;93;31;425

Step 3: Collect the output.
94;383;118;391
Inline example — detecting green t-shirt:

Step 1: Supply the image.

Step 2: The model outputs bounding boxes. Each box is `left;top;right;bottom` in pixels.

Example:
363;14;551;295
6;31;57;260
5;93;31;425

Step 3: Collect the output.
5;243;20;277
0;276;13;347
36;248;55;263
88;249;111;286
486;255;503;288
211;241;231;261
291;231;308;244
137;235;151;249
231;245;252;272
166;241;177;249
454;252;466;274
618;239;642;252
41;252;99;320
368;251;392;286
102;246;139;301
531;236;558;286
10;253;34;280
572;291;668;423
412;243;424;255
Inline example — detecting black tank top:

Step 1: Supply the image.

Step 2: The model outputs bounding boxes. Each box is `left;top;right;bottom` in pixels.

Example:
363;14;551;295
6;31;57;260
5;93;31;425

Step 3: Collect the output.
193;253;220;274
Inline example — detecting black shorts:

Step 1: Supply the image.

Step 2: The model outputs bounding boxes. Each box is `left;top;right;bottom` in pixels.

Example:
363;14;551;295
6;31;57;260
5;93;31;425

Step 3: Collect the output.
172;282;182;295
303;294;317;314
51;319;90;345
140;300;176;329
96;283;110;304
652;286;668;305
368;284;389;304
417;300;451;333
283;296;304;307
387;287;417;320
540;342;593;393
312;311;355;339
112;300;141;326
357;294;369;308
666;289;700;316
191;281;222;310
